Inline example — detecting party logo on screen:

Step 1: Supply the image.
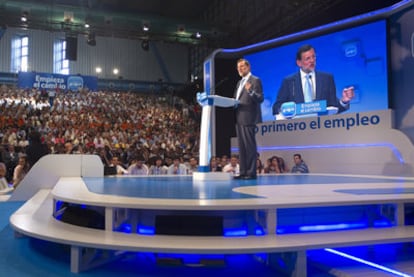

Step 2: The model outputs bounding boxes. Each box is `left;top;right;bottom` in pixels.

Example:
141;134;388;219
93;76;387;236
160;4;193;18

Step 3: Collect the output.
281;101;296;118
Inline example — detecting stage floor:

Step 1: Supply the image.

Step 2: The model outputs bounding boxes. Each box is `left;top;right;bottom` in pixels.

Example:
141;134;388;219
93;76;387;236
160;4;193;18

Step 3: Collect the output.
51;173;414;212
82;173;414;200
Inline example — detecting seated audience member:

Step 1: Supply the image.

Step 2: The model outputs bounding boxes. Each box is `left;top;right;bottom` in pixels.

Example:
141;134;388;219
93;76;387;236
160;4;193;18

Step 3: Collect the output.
218;155;229;172
164;156;173;168
108;156;128;175
64;141;74;154
0;162;10;190
149;156;168;175
256;158;264;174
222;155;240;176
263;158;271;173
13;155;30;188
264;156;281;174
187;157;198;174
209;156;222;172
291;153;309;173
127;157;149;175
167;156;188;175
277;156;289;173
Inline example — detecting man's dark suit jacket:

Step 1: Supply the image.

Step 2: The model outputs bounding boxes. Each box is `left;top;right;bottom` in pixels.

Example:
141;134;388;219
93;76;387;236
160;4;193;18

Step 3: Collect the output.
234;75;264;125
272;71;348;115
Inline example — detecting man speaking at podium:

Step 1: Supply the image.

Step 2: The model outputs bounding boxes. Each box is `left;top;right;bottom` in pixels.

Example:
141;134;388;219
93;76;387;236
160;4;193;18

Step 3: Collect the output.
272;44;354;118
233;58;264;179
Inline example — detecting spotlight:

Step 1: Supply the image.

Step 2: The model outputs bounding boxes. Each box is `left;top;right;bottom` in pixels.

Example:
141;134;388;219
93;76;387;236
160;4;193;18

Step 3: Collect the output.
87;33;96;46
190;32;202;41
142;23;150;32
21;12;28;22
191;32;202;40
141;39;149;51
84;17;91;28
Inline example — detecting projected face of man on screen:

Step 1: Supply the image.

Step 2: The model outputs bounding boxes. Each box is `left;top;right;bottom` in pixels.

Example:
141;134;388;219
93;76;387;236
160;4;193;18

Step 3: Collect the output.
297;45;355;104
297;47;316;74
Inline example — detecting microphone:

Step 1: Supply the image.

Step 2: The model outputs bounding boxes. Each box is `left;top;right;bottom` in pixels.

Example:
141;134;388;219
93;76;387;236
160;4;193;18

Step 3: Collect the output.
213;77;229;92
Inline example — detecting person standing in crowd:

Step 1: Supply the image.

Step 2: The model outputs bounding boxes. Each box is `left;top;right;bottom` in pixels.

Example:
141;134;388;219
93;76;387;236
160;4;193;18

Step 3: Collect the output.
233;58;264;180
25;131;50;168
272;44;355;117
48;89;56;107
2;144;19;182
291;153;309;173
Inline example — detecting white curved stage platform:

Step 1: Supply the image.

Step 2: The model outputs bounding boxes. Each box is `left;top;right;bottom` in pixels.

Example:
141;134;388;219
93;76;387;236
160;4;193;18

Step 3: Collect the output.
8;155;414;276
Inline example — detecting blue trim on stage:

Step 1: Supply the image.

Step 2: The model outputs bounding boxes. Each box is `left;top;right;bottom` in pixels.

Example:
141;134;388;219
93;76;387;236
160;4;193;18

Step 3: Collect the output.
335;188;414;195
233;142;406;164
198;166;210;172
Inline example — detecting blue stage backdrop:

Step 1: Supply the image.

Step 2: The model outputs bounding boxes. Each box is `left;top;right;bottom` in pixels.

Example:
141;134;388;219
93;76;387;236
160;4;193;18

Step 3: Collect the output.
18;72;98;92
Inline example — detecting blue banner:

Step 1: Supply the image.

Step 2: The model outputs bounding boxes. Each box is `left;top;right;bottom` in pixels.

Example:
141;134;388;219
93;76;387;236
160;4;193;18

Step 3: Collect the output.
281;100;327;118
297;100;327;114
18;72;98;91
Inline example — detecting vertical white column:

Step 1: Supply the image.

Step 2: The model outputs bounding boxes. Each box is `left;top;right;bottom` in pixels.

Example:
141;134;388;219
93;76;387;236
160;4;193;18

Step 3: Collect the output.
105;207;113;231
395;203;405;226
198;105;212;172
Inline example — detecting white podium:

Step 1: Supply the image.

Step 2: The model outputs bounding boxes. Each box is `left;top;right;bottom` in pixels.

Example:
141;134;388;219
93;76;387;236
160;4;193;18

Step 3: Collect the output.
194;93;239;181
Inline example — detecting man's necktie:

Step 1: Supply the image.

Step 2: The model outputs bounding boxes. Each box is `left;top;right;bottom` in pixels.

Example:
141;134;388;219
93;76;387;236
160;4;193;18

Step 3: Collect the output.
304;74;313;103
236;78;246;100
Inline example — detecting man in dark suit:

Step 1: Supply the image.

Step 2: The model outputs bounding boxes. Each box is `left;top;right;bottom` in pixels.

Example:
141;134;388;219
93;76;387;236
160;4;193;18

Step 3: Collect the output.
233;58;264;179
272;44;354;116
25;131;50;168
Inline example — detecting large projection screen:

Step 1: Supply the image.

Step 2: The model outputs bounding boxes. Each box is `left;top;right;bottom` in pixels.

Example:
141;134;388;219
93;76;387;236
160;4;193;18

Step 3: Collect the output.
245;20;389;122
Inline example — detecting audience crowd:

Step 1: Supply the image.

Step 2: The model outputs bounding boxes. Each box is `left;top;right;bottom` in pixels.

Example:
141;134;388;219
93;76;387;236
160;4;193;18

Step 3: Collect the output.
0;85;200;186
0;84;308;189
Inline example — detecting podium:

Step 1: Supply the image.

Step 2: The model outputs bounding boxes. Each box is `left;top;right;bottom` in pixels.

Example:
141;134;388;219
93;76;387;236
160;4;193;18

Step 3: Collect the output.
193;93;239;181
